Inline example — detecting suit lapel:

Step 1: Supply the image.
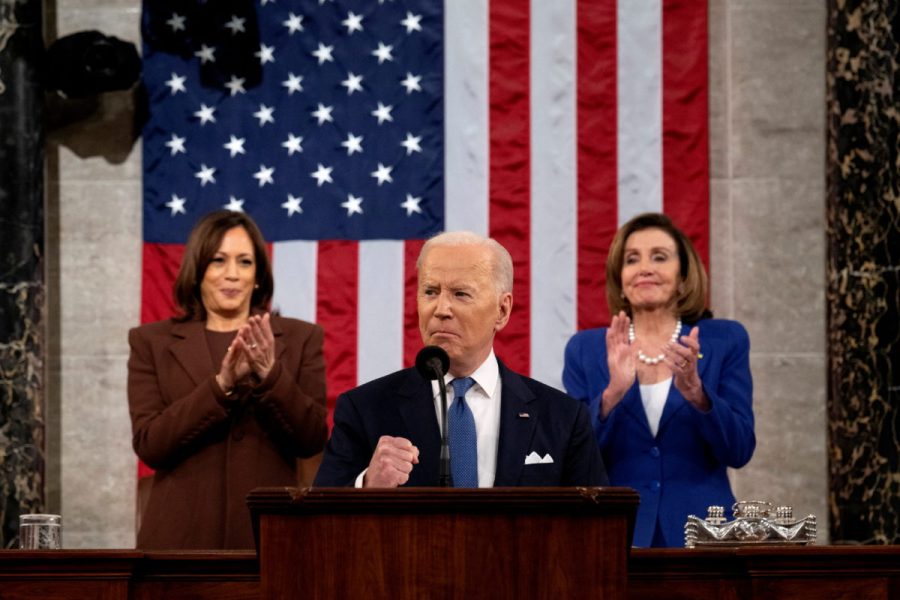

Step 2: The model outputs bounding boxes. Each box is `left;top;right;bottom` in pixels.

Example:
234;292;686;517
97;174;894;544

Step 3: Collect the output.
269;314;287;361
656;385;683;437
657;322;707;436
493;362;537;486
169;320;214;387
396;369;442;484
620;381;655;435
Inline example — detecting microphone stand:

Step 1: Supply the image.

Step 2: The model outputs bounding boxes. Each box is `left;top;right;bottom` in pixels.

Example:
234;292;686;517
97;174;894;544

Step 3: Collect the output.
416;347;452;488
435;370;452;487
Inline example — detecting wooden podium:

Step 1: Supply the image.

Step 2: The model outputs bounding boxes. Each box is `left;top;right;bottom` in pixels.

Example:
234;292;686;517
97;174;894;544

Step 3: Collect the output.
247;486;638;600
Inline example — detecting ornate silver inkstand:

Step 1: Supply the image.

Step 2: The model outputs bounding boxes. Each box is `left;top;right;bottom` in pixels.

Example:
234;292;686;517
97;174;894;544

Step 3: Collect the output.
684;500;816;548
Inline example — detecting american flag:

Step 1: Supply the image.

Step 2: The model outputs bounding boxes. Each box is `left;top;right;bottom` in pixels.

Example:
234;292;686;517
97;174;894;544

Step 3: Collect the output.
140;0;709;440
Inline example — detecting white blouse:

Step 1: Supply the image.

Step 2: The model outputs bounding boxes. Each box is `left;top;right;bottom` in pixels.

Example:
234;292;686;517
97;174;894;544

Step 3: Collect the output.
639;377;672;437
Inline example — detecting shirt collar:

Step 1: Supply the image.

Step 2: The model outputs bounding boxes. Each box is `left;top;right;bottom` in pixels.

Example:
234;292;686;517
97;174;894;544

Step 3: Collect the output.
431;349;500;398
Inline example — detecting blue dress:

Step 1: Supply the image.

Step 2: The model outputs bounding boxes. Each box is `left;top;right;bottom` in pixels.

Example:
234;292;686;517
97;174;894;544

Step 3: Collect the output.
563;319;755;547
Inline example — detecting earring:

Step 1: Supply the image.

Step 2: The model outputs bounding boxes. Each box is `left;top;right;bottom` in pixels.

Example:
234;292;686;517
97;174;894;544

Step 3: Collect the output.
254;284;260;289
620;291;625;300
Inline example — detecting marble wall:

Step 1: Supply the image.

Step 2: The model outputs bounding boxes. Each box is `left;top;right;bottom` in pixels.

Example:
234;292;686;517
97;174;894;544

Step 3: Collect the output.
826;1;900;544
43;0;829;547
0;0;45;548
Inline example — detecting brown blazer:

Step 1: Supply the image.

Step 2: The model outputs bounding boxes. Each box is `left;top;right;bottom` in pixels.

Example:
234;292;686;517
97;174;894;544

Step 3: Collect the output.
127;315;327;549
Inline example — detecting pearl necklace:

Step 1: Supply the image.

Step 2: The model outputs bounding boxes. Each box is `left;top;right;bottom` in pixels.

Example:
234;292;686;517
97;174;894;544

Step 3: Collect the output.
628;318;682;366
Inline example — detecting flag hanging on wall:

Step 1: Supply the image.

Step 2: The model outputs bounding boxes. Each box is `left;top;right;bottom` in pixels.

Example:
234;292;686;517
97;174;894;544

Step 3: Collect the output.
140;0;709;436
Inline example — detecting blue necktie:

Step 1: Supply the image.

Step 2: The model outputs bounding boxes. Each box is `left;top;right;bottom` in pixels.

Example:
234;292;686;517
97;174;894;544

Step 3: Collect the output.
449;377;478;487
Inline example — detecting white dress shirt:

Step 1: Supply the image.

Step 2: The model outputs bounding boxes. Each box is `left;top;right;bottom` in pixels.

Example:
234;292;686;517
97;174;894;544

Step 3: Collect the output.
431;350;502;488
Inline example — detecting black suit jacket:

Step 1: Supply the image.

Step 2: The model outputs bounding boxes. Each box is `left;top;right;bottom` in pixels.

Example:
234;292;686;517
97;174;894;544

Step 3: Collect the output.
314;359;607;487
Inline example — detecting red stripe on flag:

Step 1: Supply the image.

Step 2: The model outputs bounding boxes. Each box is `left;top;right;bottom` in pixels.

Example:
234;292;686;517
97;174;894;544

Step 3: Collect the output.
141;243;184;324
662;0;710;266
577;0;618;330
489;0;531;374
315;241;358;427
403;240;426;368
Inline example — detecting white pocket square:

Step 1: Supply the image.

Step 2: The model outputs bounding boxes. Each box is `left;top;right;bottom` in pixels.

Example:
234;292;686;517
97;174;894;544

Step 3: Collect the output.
524;451;554;465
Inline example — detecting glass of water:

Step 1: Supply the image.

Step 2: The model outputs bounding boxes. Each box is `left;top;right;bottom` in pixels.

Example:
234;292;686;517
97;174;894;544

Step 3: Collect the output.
18;514;62;550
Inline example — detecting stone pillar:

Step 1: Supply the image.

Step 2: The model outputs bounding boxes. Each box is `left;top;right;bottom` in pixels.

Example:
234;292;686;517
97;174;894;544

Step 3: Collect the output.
0;0;45;548
826;0;900;543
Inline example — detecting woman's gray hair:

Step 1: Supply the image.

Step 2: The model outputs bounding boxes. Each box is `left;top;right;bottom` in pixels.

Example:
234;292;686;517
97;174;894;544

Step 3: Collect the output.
417;231;514;295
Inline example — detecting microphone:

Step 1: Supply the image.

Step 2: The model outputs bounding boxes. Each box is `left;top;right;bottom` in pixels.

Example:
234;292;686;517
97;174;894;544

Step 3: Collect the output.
415;345;450;380
415;345;452;487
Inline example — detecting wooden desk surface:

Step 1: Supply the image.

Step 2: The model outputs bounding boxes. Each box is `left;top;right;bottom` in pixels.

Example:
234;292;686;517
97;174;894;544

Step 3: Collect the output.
0;545;897;599
0;550;258;600
629;546;900;600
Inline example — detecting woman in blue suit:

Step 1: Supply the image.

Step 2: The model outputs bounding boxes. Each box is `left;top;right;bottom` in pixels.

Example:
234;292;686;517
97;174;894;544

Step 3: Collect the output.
563;213;755;547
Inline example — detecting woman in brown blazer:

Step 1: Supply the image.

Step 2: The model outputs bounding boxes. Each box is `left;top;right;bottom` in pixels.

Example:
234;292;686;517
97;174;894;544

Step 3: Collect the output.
127;210;327;549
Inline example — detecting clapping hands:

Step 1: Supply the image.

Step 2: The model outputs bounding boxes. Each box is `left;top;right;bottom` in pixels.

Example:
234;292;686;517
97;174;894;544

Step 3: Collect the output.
601;311;637;418
216;313;276;393
663;327;709;411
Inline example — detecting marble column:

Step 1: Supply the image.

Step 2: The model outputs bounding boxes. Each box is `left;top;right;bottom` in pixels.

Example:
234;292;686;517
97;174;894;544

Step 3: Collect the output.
826;0;900;543
0;0;45;547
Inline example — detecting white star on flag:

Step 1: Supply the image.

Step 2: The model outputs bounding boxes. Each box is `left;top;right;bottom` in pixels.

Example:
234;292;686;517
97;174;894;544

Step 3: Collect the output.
341;194;363;216
166;194;187;215
283;13;304;34
224;135;246;157
401;12;422;33
224;196;244;212
195;164;216;186
312;103;334;125
282;133;304;155
194;104;216;125
400;194;422;216
256;44;276;65
166;13;186;32
371;162;393;185
371;102;393;124
194;45;216;64
342;12;363;34
311;163;333;186
341;133;364;156
281;195;303;216
372;42;394;64
253;104;276;126
282;73;303;94
253;165;275;187
165;134;186;156
400;72;422;94
224;15;246;34
400;132;422;155
341;72;364;95
165;73;187;95
312;43;334;64
225;76;246;96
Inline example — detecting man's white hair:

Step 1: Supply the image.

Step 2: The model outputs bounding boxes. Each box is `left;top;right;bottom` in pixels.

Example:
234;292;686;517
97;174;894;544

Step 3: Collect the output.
417;231;514;295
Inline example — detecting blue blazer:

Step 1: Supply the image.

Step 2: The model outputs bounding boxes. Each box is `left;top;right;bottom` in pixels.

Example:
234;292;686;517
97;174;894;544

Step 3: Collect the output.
563;319;755;547
315;359;608;487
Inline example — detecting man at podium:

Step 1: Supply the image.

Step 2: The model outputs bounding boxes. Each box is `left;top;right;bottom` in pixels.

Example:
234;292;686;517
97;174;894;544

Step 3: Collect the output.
315;231;607;488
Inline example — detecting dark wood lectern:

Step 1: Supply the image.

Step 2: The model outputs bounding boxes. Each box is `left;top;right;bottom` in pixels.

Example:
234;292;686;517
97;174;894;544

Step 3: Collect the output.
247;486;638;600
